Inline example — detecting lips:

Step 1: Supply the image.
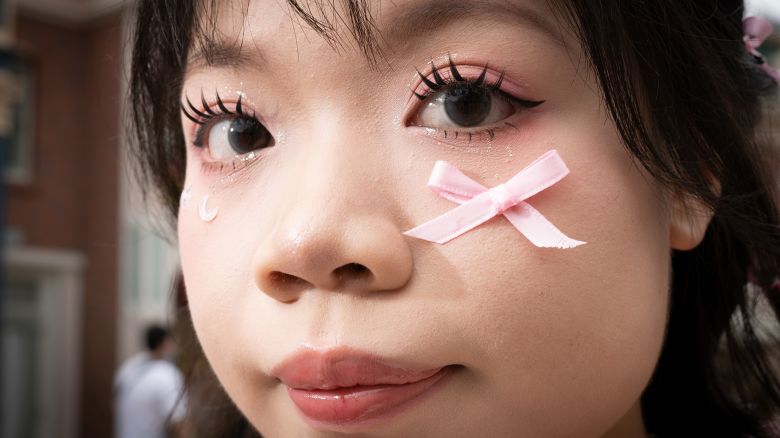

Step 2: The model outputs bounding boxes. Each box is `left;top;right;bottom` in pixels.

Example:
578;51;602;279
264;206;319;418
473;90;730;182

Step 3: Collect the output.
272;347;454;427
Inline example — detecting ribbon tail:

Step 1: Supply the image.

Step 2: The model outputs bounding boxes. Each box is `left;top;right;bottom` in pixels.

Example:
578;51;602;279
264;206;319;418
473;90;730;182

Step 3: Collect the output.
763;65;780;84
503;202;586;249
403;192;500;244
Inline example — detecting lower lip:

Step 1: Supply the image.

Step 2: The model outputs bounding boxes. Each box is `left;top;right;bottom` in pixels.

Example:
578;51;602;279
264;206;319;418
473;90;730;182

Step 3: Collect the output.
287;366;454;429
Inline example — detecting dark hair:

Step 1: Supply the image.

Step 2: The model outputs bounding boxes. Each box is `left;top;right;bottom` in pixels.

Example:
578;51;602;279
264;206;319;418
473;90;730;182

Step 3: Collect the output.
129;1;780;437
145;324;169;351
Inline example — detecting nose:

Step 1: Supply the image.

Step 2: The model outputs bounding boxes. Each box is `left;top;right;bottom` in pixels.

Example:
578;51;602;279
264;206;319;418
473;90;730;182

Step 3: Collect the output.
252;158;414;303
253;216;413;302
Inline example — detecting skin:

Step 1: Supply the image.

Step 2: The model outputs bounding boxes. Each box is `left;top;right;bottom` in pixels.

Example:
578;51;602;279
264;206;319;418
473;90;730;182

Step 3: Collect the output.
177;0;713;436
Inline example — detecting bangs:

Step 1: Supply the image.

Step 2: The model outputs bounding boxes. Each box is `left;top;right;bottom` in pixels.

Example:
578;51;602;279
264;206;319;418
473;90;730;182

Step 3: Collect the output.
189;0;385;69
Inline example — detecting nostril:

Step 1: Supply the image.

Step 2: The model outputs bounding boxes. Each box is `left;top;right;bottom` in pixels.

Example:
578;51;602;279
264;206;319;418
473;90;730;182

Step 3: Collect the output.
343;263;368;273
260;271;313;303
333;263;373;282
269;271;311;287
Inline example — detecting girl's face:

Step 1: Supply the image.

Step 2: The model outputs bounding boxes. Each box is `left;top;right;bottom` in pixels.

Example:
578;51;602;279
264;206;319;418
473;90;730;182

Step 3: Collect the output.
178;0;686;436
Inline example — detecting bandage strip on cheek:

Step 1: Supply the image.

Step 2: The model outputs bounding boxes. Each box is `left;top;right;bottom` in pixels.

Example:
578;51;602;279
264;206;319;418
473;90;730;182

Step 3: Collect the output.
403;150;586;249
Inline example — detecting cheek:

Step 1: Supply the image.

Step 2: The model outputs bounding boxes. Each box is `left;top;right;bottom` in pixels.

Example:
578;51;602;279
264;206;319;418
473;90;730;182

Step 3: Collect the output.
178;189;291;428
435;128;670;433
178;197;236;358
177;171;270;385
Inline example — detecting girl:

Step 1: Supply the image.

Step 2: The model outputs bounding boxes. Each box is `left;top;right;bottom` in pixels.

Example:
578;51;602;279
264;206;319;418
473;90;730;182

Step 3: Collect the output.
129;0;780;436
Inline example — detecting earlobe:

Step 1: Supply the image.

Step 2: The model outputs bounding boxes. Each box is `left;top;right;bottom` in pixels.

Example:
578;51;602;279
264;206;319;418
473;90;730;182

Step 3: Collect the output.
668;192;716;251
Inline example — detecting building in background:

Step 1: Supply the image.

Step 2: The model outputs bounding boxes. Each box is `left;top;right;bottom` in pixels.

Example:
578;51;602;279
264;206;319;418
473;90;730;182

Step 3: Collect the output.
2;1;179;438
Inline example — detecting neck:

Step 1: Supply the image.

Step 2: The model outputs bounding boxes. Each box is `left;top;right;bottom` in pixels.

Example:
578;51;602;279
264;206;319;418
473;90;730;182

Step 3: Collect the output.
601;400;647;438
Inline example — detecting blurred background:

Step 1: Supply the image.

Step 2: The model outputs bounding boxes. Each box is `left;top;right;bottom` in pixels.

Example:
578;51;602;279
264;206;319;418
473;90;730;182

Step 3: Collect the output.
0;0;778;437
2;1;180;437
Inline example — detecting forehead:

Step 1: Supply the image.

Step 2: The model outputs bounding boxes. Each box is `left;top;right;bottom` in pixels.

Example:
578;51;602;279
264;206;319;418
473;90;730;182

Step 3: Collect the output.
188;0;571;72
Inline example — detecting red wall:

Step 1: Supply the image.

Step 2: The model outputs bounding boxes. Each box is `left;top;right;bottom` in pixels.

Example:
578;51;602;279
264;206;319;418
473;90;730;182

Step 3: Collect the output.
9;11;123;438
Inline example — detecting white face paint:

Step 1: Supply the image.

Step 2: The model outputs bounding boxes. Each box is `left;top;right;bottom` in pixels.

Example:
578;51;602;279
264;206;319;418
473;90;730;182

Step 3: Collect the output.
198;194;218;222
180;186;193;207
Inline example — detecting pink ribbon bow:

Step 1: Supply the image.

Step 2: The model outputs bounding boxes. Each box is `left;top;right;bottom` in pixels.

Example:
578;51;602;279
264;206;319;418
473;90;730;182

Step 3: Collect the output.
403;150;586;248
743;16;780;84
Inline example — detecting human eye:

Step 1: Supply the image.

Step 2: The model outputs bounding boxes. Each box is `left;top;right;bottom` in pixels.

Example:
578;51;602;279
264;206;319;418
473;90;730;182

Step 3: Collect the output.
405;56;544;145
181;91;273;173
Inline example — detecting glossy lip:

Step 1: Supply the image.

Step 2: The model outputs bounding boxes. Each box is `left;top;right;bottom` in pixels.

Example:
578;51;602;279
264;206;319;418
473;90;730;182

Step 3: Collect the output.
273;347;456;430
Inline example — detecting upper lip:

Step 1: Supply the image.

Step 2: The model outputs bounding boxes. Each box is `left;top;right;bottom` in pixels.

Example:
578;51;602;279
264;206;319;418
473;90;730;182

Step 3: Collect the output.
272;347;444;390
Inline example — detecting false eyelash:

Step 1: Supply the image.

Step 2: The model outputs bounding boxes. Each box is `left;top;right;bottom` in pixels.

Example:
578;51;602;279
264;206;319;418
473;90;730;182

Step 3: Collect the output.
413;56;505;101
181;90;246;125
412;55;545;110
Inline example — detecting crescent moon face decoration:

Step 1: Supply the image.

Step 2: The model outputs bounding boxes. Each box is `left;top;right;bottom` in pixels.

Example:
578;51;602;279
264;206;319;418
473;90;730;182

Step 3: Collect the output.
198;195;219;222
180;186;192;207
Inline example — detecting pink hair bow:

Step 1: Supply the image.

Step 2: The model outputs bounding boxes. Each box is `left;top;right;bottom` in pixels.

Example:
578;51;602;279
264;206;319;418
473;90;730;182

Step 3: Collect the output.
743;16;780;84
403;150;586;248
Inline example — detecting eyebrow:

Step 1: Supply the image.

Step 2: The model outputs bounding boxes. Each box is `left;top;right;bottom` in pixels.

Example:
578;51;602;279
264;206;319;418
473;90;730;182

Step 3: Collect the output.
381;0;565;52
187;37;264;73
186;0;564;72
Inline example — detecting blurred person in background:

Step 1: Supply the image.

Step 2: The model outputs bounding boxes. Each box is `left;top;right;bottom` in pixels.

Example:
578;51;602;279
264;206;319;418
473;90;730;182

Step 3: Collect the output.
113;324;187;438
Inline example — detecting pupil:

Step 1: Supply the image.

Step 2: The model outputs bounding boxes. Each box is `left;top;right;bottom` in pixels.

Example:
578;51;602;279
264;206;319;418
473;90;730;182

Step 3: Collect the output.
228;118;271;154
443;86;492;127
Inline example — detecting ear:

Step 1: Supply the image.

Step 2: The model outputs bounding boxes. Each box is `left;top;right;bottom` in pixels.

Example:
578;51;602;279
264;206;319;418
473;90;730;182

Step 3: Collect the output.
668;191;716;251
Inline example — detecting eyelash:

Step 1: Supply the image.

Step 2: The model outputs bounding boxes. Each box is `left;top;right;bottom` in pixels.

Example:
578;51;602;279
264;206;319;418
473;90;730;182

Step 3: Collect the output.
181;92;264;175
180;61;541;177
409;58;543;144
